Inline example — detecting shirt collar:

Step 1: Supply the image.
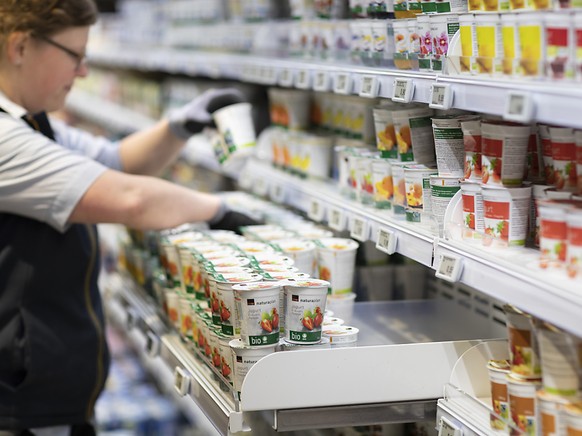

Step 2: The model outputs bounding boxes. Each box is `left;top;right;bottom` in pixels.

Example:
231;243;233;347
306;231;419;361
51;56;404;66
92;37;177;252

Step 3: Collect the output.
0;90;28;119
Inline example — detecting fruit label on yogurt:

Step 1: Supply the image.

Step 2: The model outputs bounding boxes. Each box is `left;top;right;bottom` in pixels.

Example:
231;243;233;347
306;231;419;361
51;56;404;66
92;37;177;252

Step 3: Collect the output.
286;294;326;343
540;218;567;264
236;294;280;346
483;197;530;246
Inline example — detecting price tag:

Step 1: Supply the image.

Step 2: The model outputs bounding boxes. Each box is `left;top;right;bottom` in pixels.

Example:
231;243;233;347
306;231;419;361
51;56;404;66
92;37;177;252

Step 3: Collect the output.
438;417;462;436
504;91;534;123
392;78;414;103
435;253;463;283
173;367;190;397
328;207;345;231
313;71;331;92
375;227;397;255
350;216;369;242
308;198;325;222
334;72;352;95
145;331;160;357
278;68;294;87
429;84;453;110
295;69;311;89
265;67;278;85
253;178;269;197
359;75;380;98
270;183;286;204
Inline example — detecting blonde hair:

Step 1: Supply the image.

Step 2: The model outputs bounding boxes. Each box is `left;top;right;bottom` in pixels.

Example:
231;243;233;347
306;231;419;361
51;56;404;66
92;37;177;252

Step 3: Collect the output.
0;0;98;47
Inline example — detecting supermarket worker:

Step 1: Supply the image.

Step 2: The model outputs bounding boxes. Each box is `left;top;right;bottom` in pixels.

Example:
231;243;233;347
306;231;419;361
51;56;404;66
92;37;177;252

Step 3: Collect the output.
0;1;259;434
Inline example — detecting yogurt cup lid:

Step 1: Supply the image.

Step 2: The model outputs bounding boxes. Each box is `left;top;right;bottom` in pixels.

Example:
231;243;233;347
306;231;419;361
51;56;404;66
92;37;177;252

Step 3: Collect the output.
232;282;282;292
323;316;345;326
263;272;310;281
282;278;331;288
487;359;510;372
213;272;262;284
315;238;359;251
322;325;359;341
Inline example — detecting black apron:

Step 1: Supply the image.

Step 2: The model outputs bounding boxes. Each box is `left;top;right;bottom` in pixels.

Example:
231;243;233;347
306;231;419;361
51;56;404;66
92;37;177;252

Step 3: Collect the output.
0;109;109;429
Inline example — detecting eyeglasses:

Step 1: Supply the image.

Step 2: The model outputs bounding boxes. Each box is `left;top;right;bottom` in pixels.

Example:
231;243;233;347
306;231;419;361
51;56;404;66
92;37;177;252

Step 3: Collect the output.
34;34;87;71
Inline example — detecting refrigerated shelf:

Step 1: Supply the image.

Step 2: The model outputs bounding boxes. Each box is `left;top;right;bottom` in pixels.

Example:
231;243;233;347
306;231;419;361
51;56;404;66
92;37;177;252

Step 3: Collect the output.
102;272;501;434
87;45;582;128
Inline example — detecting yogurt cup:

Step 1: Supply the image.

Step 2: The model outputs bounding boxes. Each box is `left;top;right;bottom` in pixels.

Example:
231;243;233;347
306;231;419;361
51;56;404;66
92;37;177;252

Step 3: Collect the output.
165;289;180;329
549;126;578;192
322;325;359;346
373;103;399;159
461;119;482;181
315;238;359;295
567;209;582;279
537;390;571;436
430;14;460;73
536;322;582;397
207;230;244;244
461;181;485;238
325;292;357;324
179;296;195;339
482;185;532;247
504;304;541;379
235;241;275;255
476;14;503;75
539;124;555;185
564;402;582;435
575;130;582;193
300;133;334;179
481;121;531;187
218;333;234;385
433;115;480;178
507;374;542;436
501;13;520;76
233;282;281;347
212;103;256;163
392;106;436;164
404;164;439;214
250;253;295;269
393;20;412;70
545;12;574;80
417;15;433;71
517;12;545;78
391;161;411;218
273;239;317;277
487;359;511;431
372;158;394;210
229;338;277;401
215;273;263;336
430;175;462;235
538;201;569;268
322;316;345;327
293;227;334;241
282;278;330;344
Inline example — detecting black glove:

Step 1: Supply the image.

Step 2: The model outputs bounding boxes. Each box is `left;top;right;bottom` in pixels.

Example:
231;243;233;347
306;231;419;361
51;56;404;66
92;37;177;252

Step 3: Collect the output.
167;88;246;140
209;203;263;234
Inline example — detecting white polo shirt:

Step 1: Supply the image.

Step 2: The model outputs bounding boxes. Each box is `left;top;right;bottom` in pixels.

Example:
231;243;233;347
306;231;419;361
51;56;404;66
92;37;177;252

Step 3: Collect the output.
0;92;123;232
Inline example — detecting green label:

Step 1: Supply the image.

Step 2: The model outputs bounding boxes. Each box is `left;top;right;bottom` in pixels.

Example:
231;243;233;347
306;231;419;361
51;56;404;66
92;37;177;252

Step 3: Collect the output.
195;290;206;300
436;1;451;11
419;58;431;69
409;116;432;129
406;210;421;222
432;59;443;72
393;204;406;215
394;53;409;61
212;314;222;325
431;185;460;197
421;2;437;12
248;333;278;346
375;200;392;210
447;23;460;37
400;152;415;162
394;1;407;11
381;149;398;159
221;324;234;336
408;1;422;8
288;330;322;343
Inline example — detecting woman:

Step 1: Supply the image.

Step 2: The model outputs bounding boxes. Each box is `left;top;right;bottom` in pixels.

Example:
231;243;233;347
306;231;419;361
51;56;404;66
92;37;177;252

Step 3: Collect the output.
0;1;257;434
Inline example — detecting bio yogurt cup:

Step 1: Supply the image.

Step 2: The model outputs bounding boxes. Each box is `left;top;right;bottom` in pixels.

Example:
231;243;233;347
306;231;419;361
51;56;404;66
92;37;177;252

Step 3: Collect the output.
233;282;281;347
229;338;277;401
273;239;317;277
315;238;359;294
215;273;263;336
282;278;330;344
212;103;256;165
549;126;578;192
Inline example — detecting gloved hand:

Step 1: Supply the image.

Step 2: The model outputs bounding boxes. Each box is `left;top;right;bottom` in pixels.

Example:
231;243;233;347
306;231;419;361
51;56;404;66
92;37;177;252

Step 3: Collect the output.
208;202;263;234
168;88;246;140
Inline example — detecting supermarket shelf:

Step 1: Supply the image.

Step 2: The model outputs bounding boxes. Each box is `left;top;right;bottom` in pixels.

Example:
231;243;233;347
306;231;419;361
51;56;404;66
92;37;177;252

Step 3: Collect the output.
102;273;500;434
66;89;156;133
434;239;582;338
240;158;436;268
88;45;582;127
